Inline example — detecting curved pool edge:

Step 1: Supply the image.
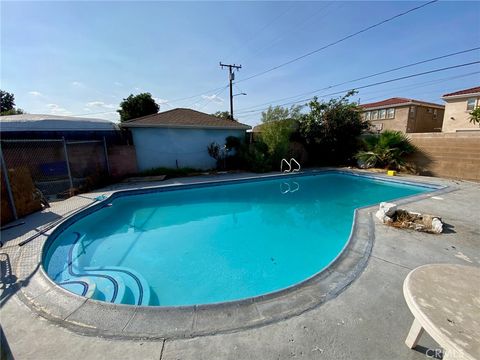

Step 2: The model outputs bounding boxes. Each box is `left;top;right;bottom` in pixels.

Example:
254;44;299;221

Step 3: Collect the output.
15;170;451;340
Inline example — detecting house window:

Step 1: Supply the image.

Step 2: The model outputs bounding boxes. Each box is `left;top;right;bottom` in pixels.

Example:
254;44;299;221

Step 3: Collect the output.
433;109;437;119
379;109;386;119
426;108;432;113
466;98;477;111
387;108;395;119
410;106;416;116
371;110;378;120
364;111;371;121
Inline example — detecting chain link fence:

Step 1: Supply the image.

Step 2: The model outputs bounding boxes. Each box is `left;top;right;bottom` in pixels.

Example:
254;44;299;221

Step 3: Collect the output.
1;138;110;224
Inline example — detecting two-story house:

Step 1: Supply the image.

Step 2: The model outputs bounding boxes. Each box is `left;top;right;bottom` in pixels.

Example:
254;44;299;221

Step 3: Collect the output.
441;86;480;132
360;97;445;133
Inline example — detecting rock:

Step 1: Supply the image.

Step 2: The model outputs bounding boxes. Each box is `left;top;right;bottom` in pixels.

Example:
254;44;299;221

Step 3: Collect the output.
377;202;444;233
376;202;397;223
431;218;443;234
375;210;390;223
379;202;397;216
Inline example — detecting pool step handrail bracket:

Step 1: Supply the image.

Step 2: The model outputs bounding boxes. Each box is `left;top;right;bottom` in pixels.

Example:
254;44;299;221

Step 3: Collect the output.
280;158;301;173
280;158;291;173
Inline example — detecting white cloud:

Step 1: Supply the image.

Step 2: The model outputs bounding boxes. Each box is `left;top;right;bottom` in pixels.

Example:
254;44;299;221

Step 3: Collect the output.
201;94;224;103
28;91;42;97
86;101;116;109
71;81;85;87
83;112;119;122
153;98;172;109
114;81;123;87
46;103;72;116
154;98;169;104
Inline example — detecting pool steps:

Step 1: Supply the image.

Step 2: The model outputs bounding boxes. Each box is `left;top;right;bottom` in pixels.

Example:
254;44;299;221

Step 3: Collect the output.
55;232;151;305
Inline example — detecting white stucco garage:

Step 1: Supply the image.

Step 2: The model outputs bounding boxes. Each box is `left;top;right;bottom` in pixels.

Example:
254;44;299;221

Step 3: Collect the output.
122;108;250;171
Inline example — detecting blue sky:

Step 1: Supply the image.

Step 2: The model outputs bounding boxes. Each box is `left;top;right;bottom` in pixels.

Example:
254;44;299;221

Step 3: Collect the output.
1;1;479;125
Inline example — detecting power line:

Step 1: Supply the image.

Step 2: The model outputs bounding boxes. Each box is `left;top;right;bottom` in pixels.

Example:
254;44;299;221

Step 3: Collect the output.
239;70;479;122
226;3;297;62
69;65;478;119
235;61;480;116
69;86;231;118
67;1;441;117
236;2;337;65
349;71;480;103
236;0;439;83
185;84;229;108
167;84;230;104
312;47;480;96
235;46;480;113
197;85;230;111
166;4;334;103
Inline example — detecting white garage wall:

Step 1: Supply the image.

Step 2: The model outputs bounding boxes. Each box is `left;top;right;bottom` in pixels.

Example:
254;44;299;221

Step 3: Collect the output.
131;127;246;171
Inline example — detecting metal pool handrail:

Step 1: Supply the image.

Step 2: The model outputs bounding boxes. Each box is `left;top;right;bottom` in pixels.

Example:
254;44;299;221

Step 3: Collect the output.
280;158;301;173
290;158;301;172
280;158;291;173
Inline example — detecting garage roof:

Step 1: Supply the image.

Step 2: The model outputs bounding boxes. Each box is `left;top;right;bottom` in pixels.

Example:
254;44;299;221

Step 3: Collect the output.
121;108;251;130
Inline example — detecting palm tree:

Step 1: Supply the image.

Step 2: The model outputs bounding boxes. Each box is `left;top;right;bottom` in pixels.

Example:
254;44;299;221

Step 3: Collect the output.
356;130;416;170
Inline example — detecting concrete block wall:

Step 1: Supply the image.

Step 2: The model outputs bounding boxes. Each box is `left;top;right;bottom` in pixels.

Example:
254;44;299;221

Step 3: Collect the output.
108;145;137;178
407;132;480;181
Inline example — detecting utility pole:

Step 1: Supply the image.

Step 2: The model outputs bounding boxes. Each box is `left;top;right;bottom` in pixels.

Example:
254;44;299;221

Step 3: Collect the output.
220;62;242;120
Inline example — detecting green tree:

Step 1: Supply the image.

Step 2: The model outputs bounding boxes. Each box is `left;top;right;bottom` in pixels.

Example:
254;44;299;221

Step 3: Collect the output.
1;90;15;112
258;105;302;163
355;130;417;170
118;93;159;122
299;91;369;165
0;90;24;115
212;111;235;120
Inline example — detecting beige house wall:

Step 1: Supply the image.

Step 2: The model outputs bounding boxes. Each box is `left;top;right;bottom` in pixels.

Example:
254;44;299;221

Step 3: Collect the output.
411;106;444;133
441;97;480;132
366;105;444;133
368;106;410;132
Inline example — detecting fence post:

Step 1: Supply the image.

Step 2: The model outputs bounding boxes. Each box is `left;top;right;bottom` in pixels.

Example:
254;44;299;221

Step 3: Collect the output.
103;137;111;176
62;137;74;189
0;143;18;220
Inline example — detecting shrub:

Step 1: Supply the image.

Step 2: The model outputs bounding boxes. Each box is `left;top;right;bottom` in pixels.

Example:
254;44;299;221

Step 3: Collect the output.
469;107;480;126
207;142;222;161
258;105;303;165
238;141;273;173
225;136;242;151
299;91;369;165
355;130;417;170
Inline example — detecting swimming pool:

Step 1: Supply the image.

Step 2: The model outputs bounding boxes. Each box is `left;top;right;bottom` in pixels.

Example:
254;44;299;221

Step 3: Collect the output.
43;172;431;306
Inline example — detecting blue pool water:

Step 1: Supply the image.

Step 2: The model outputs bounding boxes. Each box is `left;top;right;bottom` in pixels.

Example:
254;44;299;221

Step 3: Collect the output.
43;172;429;306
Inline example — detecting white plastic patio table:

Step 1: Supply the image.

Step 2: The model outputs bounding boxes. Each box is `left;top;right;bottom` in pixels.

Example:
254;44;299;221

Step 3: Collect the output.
403;264;480;360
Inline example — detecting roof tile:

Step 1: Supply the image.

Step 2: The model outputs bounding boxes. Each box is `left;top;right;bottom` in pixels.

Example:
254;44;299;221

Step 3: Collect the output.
122;108;250;129
443;86;480;97
360;97;444;109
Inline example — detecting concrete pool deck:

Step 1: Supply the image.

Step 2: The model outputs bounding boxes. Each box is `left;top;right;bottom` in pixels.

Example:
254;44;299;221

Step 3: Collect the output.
1;170;479;359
